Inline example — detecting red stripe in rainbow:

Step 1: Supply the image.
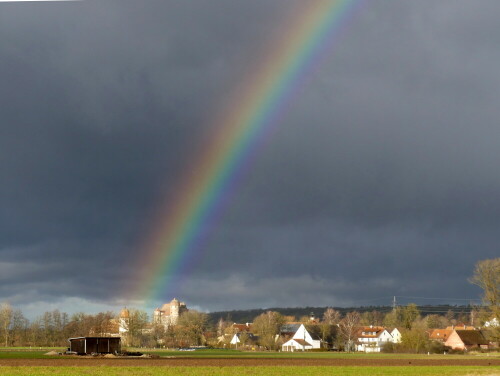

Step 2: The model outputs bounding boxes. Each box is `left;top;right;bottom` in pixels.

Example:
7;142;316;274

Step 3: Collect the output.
132;0;362;305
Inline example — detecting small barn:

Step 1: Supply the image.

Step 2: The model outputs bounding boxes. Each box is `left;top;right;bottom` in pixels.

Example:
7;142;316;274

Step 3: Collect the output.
68;337;121;355
444;330;489;351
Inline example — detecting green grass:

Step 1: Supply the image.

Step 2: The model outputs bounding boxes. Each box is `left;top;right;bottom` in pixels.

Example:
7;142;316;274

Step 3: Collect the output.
0;347;65;351
130;348;500;359
1;347;499;360
0;366;498;376
0;351;68;359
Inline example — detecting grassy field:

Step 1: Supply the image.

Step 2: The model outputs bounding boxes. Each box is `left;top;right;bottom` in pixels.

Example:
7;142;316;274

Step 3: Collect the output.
0;351;66;359
0;348;499;360
130;348;500;359
0;366;498;376
1;349;499;375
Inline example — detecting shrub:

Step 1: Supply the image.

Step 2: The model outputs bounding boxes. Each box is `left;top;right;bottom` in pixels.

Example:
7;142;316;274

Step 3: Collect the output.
426;341;451;354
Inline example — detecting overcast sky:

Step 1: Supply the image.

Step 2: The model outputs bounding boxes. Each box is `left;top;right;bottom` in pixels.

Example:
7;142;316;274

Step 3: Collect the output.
1;0;499;319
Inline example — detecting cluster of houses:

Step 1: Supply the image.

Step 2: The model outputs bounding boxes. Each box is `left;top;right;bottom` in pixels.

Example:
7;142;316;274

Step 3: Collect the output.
428;325;490;351
115;298;496;352
223;319;493;353
223;321;403;352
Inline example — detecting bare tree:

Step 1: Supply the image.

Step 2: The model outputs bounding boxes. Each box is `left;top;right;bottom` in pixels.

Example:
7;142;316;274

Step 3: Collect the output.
252;311;285;350
126;309;150;347
177;310;209;347
320;308;340;348
0;303;12;347
470;258;500;340
338;311;360;352
470;258;500;315
323;308;341;325
0;303;13;347
11;309;29;346
402;304;420;330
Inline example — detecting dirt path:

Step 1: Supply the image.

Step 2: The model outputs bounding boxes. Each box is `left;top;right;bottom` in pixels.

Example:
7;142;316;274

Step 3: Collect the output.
1;358;499;367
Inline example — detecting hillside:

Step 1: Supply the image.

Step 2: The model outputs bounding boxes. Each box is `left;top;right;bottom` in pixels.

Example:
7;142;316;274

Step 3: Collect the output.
207;305;474;324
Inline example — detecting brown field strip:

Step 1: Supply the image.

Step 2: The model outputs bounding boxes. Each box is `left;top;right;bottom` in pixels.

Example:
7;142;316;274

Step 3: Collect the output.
1;358;499;367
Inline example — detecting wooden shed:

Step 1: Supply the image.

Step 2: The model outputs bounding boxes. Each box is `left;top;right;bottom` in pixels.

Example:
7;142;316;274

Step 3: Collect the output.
68;337;121;355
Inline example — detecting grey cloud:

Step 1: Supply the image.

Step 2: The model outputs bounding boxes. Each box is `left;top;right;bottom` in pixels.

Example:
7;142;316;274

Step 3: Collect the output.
0;0;498;315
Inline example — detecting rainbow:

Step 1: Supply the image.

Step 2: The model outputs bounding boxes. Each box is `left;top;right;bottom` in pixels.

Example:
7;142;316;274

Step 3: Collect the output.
133;0;363;305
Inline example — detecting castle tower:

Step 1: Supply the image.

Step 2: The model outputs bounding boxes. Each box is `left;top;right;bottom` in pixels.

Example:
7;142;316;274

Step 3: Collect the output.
170;298;180;324
154;298;188;328
119;307;130;334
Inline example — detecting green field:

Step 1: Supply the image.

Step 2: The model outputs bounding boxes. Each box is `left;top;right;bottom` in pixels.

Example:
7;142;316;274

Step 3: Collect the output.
1;349;499;376
1;348;499;360
0;366;498;376
131;348;500;359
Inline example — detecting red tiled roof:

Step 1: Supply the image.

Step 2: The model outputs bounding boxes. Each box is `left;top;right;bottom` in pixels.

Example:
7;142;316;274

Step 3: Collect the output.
429;329;452;340
446;325;475;330
233;323;252;332
356;326;386;338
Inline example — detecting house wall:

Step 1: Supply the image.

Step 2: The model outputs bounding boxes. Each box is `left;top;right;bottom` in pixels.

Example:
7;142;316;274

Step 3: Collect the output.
292;325;321;349
230;335;239;345
391;329;402;343
356;330;393;352
445;331;465;350
282;339;312;352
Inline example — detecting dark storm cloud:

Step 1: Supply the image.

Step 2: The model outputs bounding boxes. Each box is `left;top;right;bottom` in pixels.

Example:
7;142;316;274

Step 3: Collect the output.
0;0;498;315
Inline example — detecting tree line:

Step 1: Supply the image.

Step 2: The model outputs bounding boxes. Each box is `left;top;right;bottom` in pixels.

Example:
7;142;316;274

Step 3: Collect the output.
0;257;497;350
0;301;493;350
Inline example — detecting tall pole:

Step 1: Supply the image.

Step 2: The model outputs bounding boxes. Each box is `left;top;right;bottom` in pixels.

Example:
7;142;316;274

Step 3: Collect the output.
303;325;305;352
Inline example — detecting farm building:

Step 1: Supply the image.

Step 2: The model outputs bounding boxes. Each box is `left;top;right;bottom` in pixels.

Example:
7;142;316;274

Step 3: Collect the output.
444;330;490;351
68;337;121;355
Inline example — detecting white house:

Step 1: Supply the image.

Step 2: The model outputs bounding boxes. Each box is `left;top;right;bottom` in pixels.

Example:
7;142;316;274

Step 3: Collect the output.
484;318;499;328
389;328;402;343
355;326;393;352
229;332;258;348
281;324;321;352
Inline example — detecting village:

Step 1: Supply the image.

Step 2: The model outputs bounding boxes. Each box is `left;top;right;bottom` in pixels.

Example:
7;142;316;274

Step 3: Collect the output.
100;297;498;354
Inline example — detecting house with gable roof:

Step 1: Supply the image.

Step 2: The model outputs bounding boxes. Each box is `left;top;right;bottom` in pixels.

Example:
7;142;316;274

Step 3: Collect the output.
388;328;402;343
281;324;321;351
230;332;259;348
227;323;257;348
444;329;490;351
355;326;393;352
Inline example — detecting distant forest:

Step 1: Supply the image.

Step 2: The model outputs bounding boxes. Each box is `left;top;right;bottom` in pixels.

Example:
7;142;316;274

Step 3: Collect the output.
208;305;475;324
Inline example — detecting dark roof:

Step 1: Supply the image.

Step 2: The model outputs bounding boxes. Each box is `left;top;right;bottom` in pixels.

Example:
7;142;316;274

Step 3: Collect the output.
454;330;489;346
280;324;301;334
386;327;402;333
68;337;120;340
235;332;258;340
